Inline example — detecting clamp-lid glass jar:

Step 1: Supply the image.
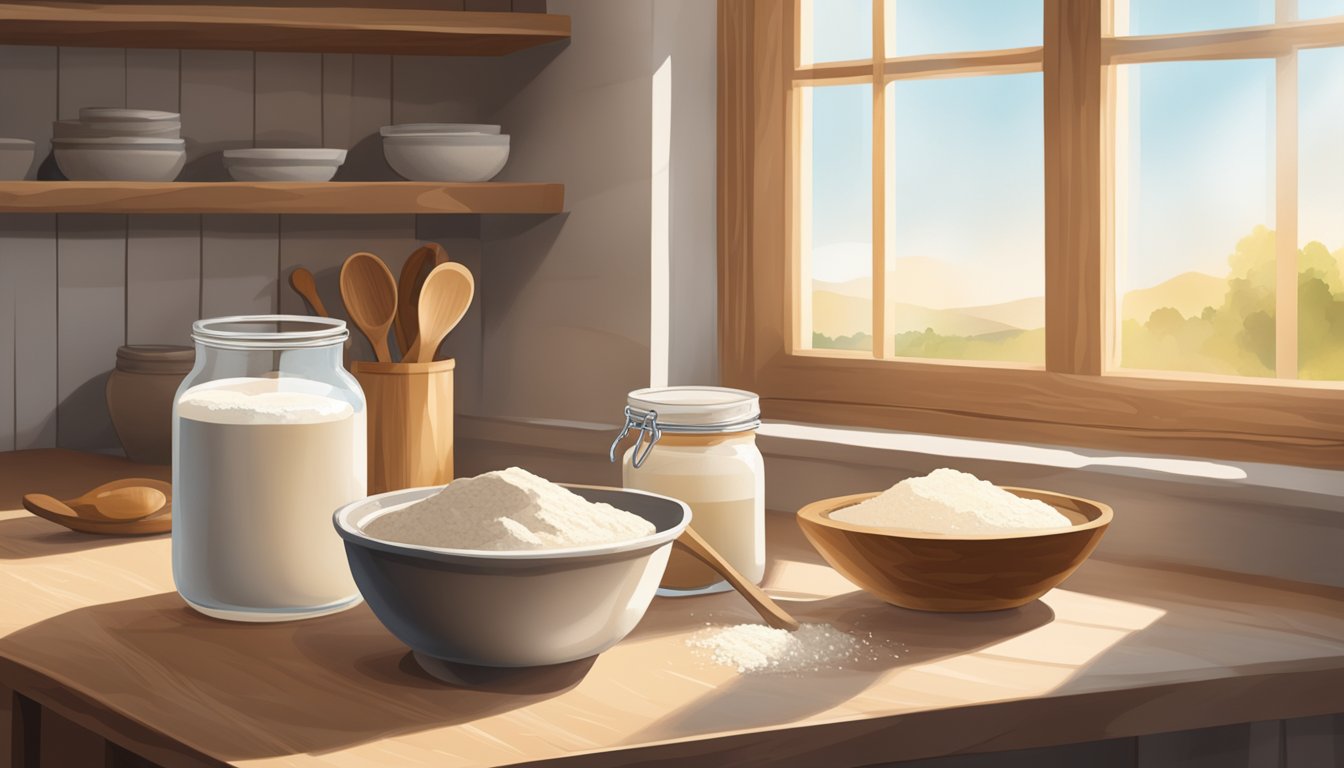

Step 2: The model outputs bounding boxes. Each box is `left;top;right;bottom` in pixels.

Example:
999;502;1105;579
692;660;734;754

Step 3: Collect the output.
611;386;763;596
172;316;366;622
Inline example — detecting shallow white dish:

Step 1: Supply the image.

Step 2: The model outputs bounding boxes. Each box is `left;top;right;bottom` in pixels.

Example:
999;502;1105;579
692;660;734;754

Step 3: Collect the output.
382;133;510;182
334;484;691;669
222;148;348;182
54;137;186;181
380;123;501;137
79;107;179;123
53;119;181;140
0;138;35;180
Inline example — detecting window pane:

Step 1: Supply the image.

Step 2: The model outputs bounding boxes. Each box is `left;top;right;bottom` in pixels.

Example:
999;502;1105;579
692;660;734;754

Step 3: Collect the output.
1300;0;1344;20
1120;0;1272;36
1116;60;1276;378
803;84;873;352
886;73;1044;365
1298;47;1344;381
884;0;1042;57
801;0;871;65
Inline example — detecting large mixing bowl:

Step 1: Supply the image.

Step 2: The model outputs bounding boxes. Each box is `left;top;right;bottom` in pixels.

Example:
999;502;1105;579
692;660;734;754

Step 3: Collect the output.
797;487;1112;612
334;484;691;668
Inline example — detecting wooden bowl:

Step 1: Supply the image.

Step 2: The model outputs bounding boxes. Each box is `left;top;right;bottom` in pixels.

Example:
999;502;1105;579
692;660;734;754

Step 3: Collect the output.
796;488;1112;612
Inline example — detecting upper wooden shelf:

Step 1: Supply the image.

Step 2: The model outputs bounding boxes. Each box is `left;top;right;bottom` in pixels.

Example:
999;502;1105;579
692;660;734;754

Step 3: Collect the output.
0;4;571;56
0;181;565;214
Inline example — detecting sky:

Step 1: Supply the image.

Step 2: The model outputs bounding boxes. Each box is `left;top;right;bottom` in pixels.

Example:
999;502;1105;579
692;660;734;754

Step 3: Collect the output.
803;0;1344;308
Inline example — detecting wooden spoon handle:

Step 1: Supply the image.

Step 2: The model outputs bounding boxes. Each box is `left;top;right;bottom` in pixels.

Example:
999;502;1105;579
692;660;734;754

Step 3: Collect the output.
673;526;800;631
288;268;329;317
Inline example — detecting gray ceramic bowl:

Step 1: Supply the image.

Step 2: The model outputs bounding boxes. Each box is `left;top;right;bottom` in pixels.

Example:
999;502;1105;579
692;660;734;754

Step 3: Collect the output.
334;484;691;668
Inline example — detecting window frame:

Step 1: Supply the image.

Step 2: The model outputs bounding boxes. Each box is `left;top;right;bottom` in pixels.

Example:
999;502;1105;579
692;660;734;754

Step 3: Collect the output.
718;0;1344;470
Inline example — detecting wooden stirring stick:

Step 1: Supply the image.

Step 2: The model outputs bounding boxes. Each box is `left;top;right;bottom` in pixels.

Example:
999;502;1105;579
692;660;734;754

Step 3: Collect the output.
674;526;800;631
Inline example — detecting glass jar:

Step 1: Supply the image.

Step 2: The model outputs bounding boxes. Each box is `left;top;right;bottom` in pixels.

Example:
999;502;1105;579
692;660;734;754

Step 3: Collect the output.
611;386;763;596
172;316;367;622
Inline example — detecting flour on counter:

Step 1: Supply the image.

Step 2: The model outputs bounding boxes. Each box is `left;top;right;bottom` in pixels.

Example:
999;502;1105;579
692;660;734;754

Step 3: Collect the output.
362;467;655;551
830;468;1071;534
688;623;876;674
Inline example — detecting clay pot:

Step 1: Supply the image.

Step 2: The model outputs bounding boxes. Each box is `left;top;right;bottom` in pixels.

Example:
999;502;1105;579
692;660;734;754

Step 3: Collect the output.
106;345;195;465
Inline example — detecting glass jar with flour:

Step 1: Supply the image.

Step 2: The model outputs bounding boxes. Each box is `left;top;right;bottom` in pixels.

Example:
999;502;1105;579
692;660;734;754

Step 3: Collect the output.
611;386;763;596
173;316;366;622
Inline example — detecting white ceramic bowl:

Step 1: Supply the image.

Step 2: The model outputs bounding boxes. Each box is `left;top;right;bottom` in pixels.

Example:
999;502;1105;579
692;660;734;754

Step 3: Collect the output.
222;148;348;182
382;133;510;182
54;137;186;181
334;484;691;669
380;123;501;137
53;119;181;140
0;138;35;180
79;107;179;123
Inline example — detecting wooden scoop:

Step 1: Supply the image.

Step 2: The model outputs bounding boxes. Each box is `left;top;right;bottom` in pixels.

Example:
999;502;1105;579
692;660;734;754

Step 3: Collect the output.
674;526;800;631
340;251;398;363
394;242;450;358
22;478;173;536
406;261;474;363
288;267;329;317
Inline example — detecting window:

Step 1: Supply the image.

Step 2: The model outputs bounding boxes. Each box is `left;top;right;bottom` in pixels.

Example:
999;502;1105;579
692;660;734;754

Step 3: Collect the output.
718;0;1344;469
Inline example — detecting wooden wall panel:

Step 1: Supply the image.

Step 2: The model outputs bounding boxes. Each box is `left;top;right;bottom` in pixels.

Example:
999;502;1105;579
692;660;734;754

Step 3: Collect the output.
200;214;278;317
126;216;200;345
2;215;58;449
323;53;392;180
55;214;125;450
180;49;252;181
254;52;323;148
124;49;179;112
1285;714;1342;767
57;47;125;120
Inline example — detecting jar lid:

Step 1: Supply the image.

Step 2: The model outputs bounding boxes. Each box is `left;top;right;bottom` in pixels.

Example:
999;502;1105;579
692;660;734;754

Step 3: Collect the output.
192;315;348;350
626;386;760;429
115;344;195;374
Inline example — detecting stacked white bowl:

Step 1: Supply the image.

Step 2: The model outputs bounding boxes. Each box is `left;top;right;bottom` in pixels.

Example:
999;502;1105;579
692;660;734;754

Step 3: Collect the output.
53;108;185;181
222;148;348;182
381;123;509;182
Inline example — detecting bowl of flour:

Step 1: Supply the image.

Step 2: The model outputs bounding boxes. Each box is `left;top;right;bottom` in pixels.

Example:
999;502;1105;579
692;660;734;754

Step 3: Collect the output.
334;468;691;669
796;469;1112;612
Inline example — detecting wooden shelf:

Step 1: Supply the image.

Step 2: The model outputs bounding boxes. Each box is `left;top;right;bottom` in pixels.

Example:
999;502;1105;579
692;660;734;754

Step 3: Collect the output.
0;181;564;215
0;4;570;56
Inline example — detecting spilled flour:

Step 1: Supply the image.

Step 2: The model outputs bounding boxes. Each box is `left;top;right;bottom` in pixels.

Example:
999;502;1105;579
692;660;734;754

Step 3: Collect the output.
362;467;655;551
831;468;1071;534
688;623;881;674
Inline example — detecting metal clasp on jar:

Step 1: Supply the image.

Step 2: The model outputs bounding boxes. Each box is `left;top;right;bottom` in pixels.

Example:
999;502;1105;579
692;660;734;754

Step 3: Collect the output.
609;406;662;469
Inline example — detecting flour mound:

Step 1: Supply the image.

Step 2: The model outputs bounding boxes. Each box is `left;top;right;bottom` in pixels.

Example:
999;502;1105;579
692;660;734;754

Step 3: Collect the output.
830;468;1071;534
688;623;870;674
362;467;656;551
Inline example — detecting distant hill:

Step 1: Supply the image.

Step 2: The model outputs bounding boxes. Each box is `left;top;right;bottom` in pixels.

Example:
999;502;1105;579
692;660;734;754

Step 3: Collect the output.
812;291;1023;338
957;297;1044;330
1122;271;1227;323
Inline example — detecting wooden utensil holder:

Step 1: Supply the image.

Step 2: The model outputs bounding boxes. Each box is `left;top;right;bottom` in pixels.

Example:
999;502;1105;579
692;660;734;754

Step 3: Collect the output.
351;358;455;495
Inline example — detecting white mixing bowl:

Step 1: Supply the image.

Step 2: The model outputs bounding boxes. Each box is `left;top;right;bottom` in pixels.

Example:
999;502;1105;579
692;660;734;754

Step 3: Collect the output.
222;148;347;182
0;138;35;180
334;484;691;669
54;137;186;181
382;133;510;182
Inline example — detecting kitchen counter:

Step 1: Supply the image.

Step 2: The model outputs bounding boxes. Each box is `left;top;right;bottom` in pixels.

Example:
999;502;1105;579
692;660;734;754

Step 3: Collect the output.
1;449;1342;768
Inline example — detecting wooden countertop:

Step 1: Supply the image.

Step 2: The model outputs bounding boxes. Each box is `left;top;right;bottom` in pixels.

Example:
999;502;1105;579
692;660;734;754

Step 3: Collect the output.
2;449;1342;767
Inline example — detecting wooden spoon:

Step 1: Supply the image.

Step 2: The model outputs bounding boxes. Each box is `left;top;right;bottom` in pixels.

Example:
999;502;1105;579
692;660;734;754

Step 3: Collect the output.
674;526;800;631
340;251;398;363
22;479;173;536
394;243;450;359
406;262;474;364
288;267;329;317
